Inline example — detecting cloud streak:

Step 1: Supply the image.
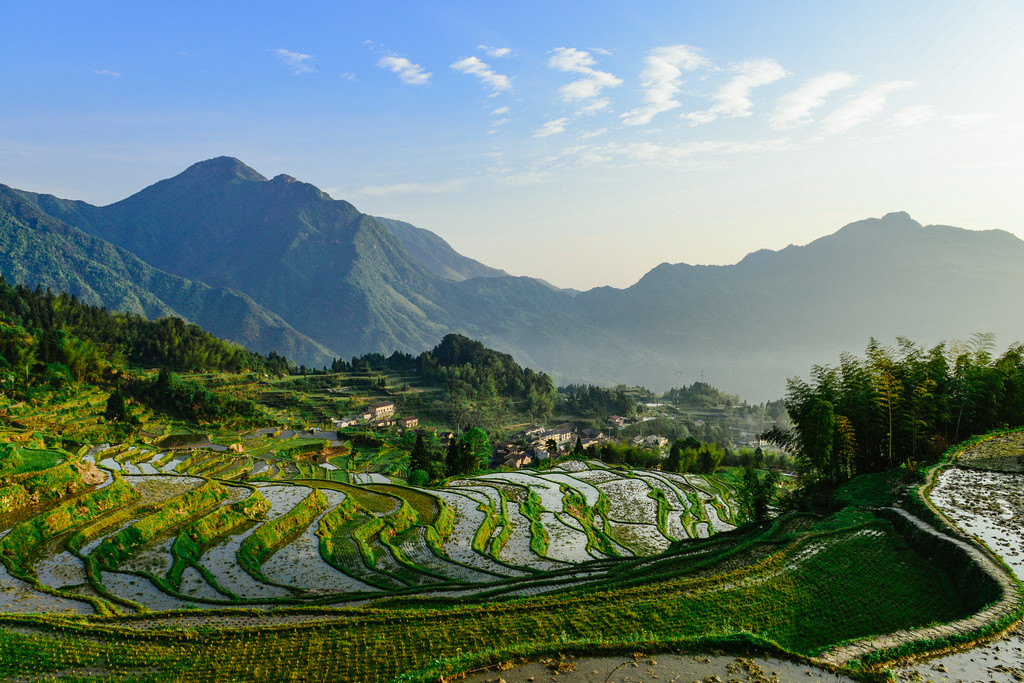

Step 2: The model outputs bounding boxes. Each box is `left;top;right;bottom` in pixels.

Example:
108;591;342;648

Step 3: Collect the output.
621;45;710;126
684;59;787;125
823;81;912;133
534;117;570;138
378;54;432;85
356;178;468;197
479;45;512;58
274;49;315;75
451;56;512;93
770;72;857;129
548;47;623;106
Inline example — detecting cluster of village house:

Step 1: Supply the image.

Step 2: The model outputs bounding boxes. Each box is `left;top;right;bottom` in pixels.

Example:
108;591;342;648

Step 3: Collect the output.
490;419;672;468
330;400;418;431
329;402;675;470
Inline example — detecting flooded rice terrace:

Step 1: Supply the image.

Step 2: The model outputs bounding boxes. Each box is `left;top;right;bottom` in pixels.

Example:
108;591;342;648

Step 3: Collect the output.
462;652;860;683
892;433;1024;683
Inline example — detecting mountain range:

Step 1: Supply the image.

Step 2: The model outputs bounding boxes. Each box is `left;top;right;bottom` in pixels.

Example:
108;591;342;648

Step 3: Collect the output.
3;156;1023;401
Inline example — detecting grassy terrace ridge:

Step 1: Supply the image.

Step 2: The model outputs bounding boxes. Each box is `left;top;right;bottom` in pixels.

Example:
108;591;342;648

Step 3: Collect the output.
0;508;974;682
1;429;1021;681
3;321;1023;681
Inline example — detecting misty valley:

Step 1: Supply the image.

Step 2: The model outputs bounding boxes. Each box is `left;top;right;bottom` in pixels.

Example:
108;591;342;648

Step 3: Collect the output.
1;161;1023;681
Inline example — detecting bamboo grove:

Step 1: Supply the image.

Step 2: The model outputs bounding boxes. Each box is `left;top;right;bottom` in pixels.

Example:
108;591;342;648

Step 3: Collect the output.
767;334;1024;483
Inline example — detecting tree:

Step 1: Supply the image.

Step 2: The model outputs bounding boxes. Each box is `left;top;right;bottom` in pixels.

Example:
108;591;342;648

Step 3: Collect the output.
444;439;461;477
458;427;491;474
665;441;682;473
409;434;430;473
104;390;129;423
738;466;780;522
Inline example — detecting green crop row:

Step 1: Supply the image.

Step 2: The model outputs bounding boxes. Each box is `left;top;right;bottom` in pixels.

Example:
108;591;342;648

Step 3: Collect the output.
518;489;549;557
236;488;328;582
647;487;670;537
351;514;388;567
91;480;230;570
0;482;31;513
471;495;509;559
0;475;139;574
168;488;270;587
561;489;619;557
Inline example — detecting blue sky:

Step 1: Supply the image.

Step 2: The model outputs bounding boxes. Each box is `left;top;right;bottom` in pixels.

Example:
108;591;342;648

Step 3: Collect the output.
2;1;1022;288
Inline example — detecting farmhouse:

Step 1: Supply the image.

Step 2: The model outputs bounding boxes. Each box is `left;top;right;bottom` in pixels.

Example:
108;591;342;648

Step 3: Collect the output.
398;416;418;428
368;401;396;418
536;424;575;445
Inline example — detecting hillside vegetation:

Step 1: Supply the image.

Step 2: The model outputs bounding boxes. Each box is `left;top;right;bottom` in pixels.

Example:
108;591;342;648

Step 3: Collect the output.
5;160;1024;400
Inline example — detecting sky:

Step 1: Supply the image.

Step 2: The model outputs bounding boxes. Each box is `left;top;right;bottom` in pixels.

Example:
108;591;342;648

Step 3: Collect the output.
1;1;1022;289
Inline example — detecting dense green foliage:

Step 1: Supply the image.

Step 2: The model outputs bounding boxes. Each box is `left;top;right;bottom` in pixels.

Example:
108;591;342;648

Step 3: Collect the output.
125;368;261;425
768;335;1024;483
337;333;557;429
558;383;639;418
0;276;290;379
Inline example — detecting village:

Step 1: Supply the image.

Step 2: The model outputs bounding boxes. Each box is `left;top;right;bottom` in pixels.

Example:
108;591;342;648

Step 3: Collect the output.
326;397;772;472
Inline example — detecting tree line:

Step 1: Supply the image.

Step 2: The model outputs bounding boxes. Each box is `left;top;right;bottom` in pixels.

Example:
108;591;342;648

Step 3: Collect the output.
329;333;558;429
0;278;291;386
764;334;1024;484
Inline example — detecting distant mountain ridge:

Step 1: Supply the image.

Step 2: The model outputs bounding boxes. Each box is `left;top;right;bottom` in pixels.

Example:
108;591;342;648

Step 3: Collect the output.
0;183;336;365
3;157;1022;401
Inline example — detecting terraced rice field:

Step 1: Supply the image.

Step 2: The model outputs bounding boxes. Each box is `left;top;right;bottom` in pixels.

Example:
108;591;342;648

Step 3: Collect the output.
0;449;744;615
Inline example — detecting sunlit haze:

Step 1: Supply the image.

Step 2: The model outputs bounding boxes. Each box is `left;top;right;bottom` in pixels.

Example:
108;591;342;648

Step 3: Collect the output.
1;1;1021;289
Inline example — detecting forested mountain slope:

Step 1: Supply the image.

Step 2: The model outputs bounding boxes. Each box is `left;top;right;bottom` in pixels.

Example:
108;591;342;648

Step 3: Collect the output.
5;158;1024;401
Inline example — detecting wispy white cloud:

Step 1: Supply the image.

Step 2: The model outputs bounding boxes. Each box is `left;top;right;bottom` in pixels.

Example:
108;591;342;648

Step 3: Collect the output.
890;104;936;128
770;72;856;129
548;47;623;105
576;98;611;115
621;45;711;126
488;118;510;134
451;56;512;94
684;59;787;125
274;49;315;75
479;45;512;58
356;178;468;197
378;54;432;85
823;81;913;133
557;137;798;170
93;69;121;78
577;127;609;140
491;106;510;116
534;117;570;138
339;72;357;82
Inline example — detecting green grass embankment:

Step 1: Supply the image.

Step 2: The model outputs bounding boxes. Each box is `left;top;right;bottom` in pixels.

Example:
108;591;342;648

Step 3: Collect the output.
236;488;328;585
91;481;230;570
0;476;140;575
168;488;270;587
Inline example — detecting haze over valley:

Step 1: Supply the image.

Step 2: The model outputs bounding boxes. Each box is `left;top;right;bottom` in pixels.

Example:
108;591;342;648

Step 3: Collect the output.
4;156;1023;401
2;3;1024;682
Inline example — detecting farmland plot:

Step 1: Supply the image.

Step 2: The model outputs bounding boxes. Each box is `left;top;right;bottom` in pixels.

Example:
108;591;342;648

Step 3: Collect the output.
499;502;566;571
537;472;601;506
428;490;528;577
539;511;593;563
0;561;93;614
261;507;377;594
596;477;659;523
478;473;568;512
930;468;1024;580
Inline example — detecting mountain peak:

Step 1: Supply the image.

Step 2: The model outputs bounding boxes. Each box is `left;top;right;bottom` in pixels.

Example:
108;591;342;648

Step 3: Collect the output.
179;157;267;184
